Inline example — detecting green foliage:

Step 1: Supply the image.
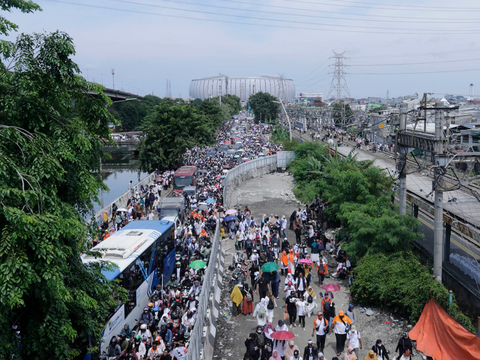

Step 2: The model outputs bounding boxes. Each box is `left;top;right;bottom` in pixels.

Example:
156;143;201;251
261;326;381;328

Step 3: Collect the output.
108;95;163;131
248;92;280;124
0;0;42;36
0;31;127;359
138;95;240;172
331;103;354;125
270;124;290;144
351;252;475;332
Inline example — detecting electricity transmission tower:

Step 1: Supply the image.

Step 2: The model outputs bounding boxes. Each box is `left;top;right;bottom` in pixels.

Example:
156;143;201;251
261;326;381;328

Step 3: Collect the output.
327;51;350;102
165;79;172;98
327;51;351;126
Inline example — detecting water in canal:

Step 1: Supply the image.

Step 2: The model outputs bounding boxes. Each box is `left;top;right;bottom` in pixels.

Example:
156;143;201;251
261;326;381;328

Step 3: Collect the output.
93;151;148;214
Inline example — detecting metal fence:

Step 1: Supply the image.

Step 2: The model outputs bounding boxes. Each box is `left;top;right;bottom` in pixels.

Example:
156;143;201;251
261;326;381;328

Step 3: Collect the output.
187;222;220;360
94;172;157;224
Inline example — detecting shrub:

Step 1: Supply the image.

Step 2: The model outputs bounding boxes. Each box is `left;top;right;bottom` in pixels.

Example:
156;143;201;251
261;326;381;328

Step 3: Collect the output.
351;251;475;332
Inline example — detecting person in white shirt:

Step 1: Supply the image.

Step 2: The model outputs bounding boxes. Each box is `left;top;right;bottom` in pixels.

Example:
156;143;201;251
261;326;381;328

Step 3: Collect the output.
290;349;303;360
295;296;308;331
346;324;362;359
312;312;329;354
147;211;155;220
276;319;289;332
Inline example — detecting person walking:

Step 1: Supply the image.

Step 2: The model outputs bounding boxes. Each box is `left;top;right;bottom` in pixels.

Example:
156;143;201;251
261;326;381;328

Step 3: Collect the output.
346;325;362;359
371;339;389;360
253;298;268;327
265;292;277;324
271;270;281;298
285;293;297;328
317;260;328;285
257;273;270;300
312;312;328;353
304;286;317;317
303;340;318;360
242;284;254;315
394;332;413;359
343;347;356;360
231;285;243;317
295;295;307;331
331;310;352;357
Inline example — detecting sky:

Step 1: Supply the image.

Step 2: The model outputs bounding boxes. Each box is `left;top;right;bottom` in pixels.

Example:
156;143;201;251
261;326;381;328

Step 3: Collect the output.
3;0;480;99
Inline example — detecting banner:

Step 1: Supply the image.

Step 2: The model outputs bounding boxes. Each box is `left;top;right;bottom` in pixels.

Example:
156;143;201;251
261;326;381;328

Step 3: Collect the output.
162;249;176;284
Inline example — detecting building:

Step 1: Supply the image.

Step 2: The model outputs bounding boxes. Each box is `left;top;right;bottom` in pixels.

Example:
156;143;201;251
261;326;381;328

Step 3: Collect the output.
189;75;296;102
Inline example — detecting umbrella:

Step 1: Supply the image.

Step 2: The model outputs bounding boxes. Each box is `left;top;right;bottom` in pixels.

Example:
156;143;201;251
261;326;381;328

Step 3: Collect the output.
234;155;240;158
224;215;236;222
220;175;226;178
298;259;313;265
117;208;128;212
225;209;237;215
205;198;216;204
262;262;279;272
271;331;295;340
321;283;341;292
189;260;207;269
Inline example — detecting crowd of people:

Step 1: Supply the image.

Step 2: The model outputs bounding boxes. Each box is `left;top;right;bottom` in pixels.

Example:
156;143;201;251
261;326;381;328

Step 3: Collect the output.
99;113;286;360
225;205;414;360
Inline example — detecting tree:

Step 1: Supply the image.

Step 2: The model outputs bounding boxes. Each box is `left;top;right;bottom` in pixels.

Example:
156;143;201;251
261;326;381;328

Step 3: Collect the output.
0;29;127;360
248;92;280;124
0;0;41;36
138;102;218;172
108;95;163;131
331;103;354;126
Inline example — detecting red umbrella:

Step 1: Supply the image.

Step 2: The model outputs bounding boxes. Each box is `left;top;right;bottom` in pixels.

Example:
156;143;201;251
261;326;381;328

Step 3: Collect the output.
298;259;313;264
271;331;295;340
321;283;341;292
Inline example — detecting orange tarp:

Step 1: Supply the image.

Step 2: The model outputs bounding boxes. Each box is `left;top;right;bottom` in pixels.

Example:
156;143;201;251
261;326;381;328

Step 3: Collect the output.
409;299;480;360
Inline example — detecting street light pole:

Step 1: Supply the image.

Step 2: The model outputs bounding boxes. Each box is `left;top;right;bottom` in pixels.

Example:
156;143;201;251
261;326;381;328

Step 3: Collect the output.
275;99;292;141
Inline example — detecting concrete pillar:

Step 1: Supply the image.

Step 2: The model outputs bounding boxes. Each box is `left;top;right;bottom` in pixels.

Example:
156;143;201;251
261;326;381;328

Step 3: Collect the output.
398;104;408;215
433;101;445;282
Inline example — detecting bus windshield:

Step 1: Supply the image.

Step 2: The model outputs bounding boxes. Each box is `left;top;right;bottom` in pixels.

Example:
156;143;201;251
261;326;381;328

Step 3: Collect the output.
174;175;192;188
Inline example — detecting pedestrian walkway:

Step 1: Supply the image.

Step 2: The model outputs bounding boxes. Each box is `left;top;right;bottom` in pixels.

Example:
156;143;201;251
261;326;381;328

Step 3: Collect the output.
214;173;414;360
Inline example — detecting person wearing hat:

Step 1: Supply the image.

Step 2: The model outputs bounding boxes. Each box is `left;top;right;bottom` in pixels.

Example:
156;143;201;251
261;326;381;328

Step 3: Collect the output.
312;312;329;353
331;310;353;357
290;349;303;360
303;340;318;360
394;332;413;359
346;324;362;359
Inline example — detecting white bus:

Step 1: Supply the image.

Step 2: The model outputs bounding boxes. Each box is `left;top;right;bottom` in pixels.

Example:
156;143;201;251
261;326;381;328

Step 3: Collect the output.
82;220;175;356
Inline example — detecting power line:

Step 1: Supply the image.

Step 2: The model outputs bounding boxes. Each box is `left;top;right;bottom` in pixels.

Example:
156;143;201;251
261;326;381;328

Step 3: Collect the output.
109;0;480;24
292;58;330;81
220;0;480;21
277;0;480;12
349;68;480;75
47;0;480;35
350;48;480;59
350;57;480;67
99;0;480;33
305;0;480;11
296;66;331;84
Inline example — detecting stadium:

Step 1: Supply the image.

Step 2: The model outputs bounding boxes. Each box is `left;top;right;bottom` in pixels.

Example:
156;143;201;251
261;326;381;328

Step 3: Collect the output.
189;75;296;102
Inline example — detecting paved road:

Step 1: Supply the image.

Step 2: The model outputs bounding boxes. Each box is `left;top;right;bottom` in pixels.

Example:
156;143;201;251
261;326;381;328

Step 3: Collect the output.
214;173;413;360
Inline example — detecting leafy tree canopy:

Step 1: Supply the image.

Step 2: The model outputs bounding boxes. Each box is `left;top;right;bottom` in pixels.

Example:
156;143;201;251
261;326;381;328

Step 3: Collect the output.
0;30;126;359
138;99;230;172
108;95;163;131
248;92;280;124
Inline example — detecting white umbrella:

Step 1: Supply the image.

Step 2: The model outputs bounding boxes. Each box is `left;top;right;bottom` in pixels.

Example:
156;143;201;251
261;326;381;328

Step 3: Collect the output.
117;208;128;212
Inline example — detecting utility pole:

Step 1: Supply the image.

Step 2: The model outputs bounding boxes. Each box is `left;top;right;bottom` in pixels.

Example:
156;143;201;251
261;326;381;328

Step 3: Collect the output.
433;101;445;281
111;69;115;90
398;103;408;215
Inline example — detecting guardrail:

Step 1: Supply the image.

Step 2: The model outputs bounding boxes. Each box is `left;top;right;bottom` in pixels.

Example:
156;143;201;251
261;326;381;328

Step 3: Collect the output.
94;172;157;224
187;223;220;360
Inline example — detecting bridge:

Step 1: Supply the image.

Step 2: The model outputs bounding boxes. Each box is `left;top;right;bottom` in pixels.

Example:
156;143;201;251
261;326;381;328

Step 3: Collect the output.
88;87;144;102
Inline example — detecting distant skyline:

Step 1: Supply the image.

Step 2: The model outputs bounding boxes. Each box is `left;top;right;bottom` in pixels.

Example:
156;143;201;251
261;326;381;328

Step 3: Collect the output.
4;0;480;99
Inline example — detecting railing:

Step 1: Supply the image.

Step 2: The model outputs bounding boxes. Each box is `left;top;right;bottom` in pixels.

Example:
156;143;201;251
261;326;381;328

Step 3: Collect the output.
94;172;157;224
186;222;220;360
187;151;296;360
222;155;277;205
